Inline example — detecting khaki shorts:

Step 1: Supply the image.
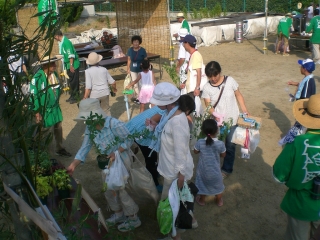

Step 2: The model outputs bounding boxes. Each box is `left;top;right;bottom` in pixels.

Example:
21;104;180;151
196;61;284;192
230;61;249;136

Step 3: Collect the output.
278;32;289;45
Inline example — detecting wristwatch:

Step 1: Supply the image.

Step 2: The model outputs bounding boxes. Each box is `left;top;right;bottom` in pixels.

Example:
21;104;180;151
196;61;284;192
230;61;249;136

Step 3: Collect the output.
196;87;200;90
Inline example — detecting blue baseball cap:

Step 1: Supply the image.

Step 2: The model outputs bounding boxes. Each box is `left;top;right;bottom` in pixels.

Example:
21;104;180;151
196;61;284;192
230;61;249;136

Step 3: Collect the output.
183;35;197;45
298;58;315;73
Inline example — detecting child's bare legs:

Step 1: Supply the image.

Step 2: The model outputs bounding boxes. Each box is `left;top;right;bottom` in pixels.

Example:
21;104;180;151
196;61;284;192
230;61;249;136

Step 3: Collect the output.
215;193;223;206
139;103;145;113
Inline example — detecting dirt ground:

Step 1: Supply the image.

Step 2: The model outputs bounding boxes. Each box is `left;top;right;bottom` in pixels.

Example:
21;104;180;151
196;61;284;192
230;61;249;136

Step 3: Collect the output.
55;35;320;240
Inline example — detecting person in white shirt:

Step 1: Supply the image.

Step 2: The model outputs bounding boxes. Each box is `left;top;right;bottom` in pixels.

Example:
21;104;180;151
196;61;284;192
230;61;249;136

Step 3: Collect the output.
308;3;314;20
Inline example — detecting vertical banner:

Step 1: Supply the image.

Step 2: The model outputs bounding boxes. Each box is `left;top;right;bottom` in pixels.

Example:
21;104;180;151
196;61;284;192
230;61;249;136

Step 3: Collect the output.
38;0;58;25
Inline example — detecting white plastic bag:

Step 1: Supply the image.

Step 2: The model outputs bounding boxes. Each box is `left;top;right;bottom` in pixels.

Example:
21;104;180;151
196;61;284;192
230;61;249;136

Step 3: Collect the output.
249;129;260;153
231;127;246;146
123;74;131;90
194;96;203;117
104;151;129;191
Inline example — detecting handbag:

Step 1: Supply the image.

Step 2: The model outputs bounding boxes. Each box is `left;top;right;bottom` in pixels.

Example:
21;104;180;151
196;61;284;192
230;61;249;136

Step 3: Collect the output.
157;198;173;235
125;149;159;204
175;183;194;229
211;75;228;109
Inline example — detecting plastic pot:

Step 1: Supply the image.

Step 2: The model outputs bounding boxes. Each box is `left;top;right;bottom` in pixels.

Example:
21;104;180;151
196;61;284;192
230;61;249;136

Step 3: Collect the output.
97;155;110;170
58;189;70;200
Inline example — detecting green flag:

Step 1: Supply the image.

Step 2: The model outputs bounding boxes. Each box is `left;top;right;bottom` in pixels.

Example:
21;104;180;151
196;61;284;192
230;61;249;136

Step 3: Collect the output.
38;0;58;26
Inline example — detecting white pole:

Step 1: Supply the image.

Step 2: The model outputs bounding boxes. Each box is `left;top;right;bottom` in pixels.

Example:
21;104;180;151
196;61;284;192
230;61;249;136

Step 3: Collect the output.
263;0;269;54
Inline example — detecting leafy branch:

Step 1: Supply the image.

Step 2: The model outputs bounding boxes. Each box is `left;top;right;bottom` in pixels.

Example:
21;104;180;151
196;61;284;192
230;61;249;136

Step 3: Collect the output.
163;63;180;87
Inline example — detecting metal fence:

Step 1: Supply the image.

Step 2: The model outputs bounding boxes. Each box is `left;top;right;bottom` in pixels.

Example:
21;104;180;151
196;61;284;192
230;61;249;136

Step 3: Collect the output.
95;0;303;13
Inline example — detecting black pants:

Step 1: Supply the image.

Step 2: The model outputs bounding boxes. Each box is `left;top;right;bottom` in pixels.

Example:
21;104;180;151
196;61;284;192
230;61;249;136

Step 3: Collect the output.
136;142;159;186
67;67;79;100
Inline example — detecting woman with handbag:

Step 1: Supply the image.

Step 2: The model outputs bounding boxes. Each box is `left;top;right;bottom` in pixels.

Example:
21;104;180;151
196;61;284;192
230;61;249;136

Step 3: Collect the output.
66;98;141;232
201;61;250;179
149;82;196;240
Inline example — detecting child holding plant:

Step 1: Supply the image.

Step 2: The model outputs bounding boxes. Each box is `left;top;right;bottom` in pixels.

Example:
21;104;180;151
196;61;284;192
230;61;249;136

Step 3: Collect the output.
194;119;226;207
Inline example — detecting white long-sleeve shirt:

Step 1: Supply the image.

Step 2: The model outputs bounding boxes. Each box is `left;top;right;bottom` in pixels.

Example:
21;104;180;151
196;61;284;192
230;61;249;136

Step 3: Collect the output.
158;113;194;180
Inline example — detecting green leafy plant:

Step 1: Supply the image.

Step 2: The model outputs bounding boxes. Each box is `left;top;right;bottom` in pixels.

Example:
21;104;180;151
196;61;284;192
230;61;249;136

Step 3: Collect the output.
53;169;72;190
213;4;222;18
35;176;53;198
63;22;69;32
163;63;180;88
192;106;233;142
182;7;188;20
105;15;111;28
192;8;199;19
200;7;209;18
84;112;151;156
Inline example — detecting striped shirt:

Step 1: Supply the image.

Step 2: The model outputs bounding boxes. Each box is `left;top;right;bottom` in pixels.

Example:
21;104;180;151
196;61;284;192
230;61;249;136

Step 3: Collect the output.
125;106;167;146
75;116;133;162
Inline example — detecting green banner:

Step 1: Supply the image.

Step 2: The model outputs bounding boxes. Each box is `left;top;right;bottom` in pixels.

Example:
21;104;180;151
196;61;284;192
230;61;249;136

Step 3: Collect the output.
38;0;58;25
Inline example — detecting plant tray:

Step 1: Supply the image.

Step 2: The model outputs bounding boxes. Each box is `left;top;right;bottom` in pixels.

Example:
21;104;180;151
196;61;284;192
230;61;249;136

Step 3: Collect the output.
237;115;262;129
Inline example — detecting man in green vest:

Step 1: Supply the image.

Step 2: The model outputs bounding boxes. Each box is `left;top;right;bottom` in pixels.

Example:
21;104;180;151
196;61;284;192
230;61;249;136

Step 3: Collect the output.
30;56;71;157
54;30;80;104
173;12;191;39
306;13;320;64
273;94;320;239
275;13;293;56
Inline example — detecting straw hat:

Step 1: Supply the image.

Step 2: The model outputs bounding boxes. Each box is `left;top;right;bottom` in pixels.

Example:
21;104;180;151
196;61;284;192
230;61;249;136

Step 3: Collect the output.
285;12;293;17
32;56;61;66
150;82;180;106
86;52;103;65
293;94;320;129
176;12;184;18
74;98;108;121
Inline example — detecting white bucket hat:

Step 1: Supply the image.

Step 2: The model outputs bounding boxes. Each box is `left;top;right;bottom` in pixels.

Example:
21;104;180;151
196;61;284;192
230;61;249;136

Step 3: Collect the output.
86;52;103;65
74;98;108;121
150;82;180;106
179;28;189;37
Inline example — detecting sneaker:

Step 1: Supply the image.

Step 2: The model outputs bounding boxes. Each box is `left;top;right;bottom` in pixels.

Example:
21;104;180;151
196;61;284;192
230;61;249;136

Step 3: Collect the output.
55;149;72;157
69;99;77;104
117;217;141;232
133;99;140;104
105;214;126;226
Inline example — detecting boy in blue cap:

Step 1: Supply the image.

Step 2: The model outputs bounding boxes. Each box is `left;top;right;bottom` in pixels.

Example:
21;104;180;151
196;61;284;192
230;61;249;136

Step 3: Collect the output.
279;58;316;146
287;58;316;100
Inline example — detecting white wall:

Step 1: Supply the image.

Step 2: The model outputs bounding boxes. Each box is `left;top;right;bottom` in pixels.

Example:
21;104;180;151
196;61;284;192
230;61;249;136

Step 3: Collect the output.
81;5;95;17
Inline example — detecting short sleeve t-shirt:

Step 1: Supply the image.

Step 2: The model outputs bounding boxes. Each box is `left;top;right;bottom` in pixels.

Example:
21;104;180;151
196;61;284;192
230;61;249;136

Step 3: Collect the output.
300;77;316;99
85;66;115;98
277;17;292;38
181;19;190;33
186;51;203;93
202;76;240;126
306;16;320;44
127;47;147;72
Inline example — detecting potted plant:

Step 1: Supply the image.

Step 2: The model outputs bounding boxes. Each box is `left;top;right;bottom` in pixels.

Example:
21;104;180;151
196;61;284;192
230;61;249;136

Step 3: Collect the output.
53;169;72;199
96;154;110;170
35;175;53;205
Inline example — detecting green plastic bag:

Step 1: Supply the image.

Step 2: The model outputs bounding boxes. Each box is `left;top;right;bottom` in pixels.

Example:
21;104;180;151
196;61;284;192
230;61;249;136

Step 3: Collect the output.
157;198;173;235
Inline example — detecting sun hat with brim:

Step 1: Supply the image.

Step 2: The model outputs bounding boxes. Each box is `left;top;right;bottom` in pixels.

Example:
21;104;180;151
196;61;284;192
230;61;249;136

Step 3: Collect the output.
179;28;189;40
86;52;103;65
74;98;108;121
298;58;315;73
285;12;293;17
176;12;184;18
150;82;180;106
293;94;320;129
32;56;62;66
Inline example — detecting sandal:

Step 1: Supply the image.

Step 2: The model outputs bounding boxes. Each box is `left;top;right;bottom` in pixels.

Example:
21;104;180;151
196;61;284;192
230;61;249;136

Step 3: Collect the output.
196;196;205;206
283;53;289;56
217;198;223;207
275;51;280;55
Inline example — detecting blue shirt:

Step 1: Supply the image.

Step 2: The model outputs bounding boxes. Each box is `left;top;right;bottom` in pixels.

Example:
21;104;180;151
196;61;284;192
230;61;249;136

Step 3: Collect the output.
75;116;133;162
300;77;316;99
127;47;147;72
125;106;166;146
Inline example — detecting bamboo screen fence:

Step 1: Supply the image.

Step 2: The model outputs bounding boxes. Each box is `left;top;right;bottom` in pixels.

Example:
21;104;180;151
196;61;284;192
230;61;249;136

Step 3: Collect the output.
112;0;171;58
